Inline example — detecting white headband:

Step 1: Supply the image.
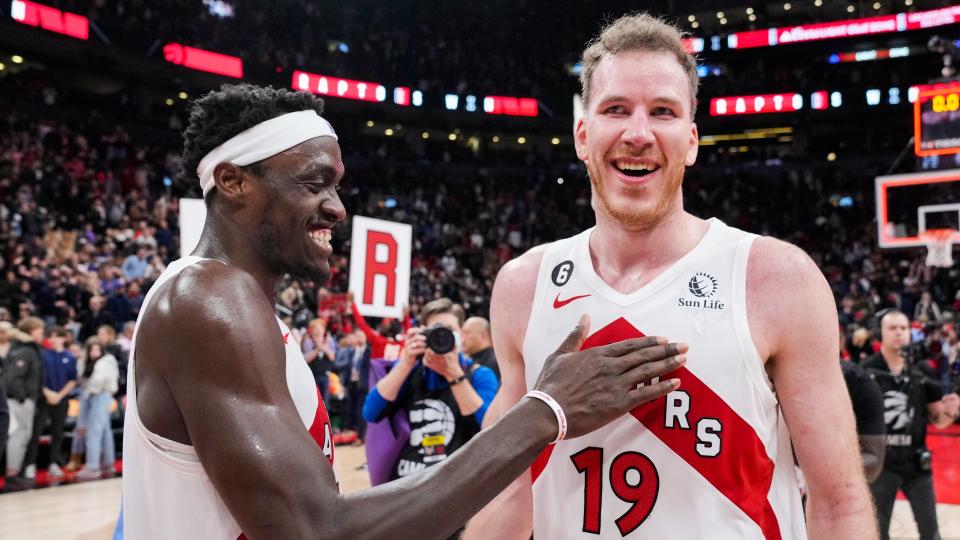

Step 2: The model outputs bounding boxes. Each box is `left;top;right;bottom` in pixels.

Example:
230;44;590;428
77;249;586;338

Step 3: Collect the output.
196;110;338;196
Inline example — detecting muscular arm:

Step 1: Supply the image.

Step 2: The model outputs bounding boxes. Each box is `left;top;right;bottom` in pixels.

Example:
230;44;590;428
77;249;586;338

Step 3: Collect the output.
145;264;556;540
748;238;876;539
464;246;545;540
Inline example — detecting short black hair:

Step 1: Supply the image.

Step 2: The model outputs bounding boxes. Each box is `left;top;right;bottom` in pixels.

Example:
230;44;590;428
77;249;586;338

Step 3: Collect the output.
179;84;326;204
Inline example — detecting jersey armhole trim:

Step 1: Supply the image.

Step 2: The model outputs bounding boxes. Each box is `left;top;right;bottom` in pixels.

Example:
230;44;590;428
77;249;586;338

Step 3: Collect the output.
522;243;559;389
732;234;778;411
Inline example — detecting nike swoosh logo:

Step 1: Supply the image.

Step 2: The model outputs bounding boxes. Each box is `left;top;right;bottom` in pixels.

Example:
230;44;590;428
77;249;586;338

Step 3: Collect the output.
553;293;591;309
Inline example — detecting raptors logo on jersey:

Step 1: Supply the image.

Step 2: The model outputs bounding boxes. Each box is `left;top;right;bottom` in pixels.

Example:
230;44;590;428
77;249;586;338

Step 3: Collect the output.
523;219;806;540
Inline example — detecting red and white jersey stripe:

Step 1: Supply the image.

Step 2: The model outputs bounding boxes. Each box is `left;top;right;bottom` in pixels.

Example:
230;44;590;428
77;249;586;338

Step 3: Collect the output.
523;219;806;539
122;256;336;540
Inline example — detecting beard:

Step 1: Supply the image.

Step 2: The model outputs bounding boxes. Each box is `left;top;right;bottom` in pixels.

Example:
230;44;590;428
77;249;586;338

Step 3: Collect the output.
256;194;331;284
587;150;685;230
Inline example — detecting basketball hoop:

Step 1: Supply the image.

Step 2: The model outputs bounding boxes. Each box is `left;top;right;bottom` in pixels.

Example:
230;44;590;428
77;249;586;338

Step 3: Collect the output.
920;228;957;268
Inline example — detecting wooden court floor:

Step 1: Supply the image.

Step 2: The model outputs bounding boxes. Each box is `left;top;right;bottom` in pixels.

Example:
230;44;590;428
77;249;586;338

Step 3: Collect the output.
3;443;960;539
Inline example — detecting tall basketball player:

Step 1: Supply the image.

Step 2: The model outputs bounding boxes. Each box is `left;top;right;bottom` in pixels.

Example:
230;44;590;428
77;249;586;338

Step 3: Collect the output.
121;84;687;539
466;14;876;540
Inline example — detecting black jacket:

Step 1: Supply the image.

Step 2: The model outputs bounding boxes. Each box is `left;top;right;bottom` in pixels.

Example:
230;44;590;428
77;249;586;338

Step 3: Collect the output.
2;338;44;402
0;376;8;450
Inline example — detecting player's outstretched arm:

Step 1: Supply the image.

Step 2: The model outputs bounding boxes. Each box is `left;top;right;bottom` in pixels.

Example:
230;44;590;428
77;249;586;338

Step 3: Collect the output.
747;238;877;540
155;263;685;540
464;247;543;540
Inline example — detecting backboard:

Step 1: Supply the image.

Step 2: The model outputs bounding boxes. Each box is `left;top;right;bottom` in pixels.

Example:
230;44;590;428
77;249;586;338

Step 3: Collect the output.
875;169;960;248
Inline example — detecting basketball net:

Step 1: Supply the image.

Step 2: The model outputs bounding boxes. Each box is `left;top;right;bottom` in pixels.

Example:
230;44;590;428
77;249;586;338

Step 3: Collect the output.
920;228;956;268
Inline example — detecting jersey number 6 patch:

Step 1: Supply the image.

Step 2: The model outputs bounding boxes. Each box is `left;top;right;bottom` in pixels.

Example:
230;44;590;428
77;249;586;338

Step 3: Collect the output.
570;447;659;536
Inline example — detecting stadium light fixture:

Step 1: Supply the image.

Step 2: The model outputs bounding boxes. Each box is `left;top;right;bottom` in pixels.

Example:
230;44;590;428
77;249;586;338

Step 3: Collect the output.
814;0;822;6
0;62;4;70
422;132;429;139
384;128;394;136
557;178;564;184
11;55;23;63
448;133;457;141
692;21;699;28
366;120;374;127
716;11;724;18
847;5;855;12
748;14;757;21
492;136;500;143
784;3;791;11
827;152;837;161
873;2;881;9
720;18;727;25
165;98;174;106
551;137;560;145
178;92;188;99
688;15;696;22
746;7;754;14
517;137;527;144
905;0;912;5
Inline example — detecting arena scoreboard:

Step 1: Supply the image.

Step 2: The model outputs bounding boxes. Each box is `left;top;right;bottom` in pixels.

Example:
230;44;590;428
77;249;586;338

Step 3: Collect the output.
914;84;960;157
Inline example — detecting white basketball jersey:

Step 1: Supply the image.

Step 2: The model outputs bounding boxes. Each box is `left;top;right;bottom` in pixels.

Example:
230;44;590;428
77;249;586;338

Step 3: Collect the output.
523;218;806;540
122;256;336;540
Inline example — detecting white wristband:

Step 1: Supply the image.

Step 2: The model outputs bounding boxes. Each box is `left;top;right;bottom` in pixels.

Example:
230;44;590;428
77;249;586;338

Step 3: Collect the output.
525;390;567;444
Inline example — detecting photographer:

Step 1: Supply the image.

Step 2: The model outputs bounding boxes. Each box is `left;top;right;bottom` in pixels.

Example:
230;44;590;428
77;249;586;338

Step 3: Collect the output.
362;298;498;480
863;310;960;540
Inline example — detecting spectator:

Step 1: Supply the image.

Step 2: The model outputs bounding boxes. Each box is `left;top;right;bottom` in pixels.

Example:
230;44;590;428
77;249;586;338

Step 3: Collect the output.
848;327;874;364
840;359;886;482
349;292;410;361
864;310;960;540
914;291;942;324
461;316;499;381
3;317;44;482
116;321;136;355
363;298;498;480
80;296;116;341
0;371;8;481
76;338;119;480
302;318;335;405
23;326;77;479
334;329;371;442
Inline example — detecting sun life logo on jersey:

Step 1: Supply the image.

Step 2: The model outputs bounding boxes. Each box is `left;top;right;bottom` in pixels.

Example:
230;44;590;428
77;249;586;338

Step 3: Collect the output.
678;272;725;310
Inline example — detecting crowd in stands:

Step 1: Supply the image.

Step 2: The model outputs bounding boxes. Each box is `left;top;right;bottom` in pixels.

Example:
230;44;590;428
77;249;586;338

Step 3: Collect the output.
17;0;956;110
2;32;960;491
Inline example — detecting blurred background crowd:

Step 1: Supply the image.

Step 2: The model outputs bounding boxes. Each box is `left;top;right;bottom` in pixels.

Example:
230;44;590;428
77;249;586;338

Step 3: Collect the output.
1;0;959;493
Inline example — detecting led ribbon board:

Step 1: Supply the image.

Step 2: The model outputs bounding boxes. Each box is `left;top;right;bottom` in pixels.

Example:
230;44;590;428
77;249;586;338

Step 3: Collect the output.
710;93;804;116
10;0;88;40
163;43;243;78
728;5;960;49
292;70;389;103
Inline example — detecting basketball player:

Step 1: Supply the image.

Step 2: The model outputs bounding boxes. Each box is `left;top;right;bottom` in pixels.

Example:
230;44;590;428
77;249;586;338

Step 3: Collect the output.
466;14;876;540
121;84;687;539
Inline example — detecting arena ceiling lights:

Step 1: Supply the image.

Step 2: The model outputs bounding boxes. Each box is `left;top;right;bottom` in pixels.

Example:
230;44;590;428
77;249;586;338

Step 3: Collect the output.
726;5;960;49
10;0;88;40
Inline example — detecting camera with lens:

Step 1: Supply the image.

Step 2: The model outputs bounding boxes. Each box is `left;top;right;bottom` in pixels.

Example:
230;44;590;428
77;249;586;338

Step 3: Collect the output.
421;324;456;355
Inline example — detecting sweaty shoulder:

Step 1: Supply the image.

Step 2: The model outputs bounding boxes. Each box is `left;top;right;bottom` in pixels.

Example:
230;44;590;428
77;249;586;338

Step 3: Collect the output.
144;261;274;342
135;260;284;442
490;244;550;360
746;236;836;362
